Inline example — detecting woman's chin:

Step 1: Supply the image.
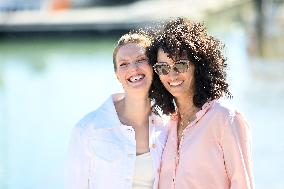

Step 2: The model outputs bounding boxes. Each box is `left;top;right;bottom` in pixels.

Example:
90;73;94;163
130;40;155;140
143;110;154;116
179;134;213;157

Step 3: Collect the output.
167;87;185;97
124;85;150;97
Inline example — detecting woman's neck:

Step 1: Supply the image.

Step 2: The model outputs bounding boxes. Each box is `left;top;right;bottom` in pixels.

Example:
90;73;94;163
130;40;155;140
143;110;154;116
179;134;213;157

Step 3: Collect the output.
116;94;151;127
176;95;199;119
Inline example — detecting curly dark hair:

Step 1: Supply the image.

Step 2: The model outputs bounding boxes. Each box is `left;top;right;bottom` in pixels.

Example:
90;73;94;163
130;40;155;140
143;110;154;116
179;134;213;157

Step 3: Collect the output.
147;17;232;115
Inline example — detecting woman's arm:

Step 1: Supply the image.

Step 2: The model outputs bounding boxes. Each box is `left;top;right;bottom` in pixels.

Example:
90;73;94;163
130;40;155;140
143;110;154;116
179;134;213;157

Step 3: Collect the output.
221;112;254;189
65;126;91;189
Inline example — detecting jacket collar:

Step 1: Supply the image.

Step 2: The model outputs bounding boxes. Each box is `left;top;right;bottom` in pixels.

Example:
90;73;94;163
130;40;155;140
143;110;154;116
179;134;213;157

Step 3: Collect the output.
90;93;166;130
170;99;216;122
91;93;124;129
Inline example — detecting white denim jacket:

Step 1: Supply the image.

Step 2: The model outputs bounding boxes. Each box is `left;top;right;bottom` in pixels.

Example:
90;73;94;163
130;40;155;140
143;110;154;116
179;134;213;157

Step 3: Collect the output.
65;94;169;189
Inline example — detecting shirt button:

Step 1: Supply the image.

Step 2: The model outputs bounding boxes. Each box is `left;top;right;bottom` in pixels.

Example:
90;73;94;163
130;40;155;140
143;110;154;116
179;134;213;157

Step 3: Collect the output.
151;119;154;124
152;143;156;149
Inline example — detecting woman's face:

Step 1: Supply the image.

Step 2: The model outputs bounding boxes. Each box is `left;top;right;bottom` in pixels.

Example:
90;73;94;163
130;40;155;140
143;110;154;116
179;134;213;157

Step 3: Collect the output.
157;49;195;100
115;43;153;97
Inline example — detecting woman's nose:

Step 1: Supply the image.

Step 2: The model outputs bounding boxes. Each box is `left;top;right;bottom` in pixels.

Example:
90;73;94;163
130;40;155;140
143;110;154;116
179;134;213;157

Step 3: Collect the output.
167;67;179;77
128;61;139;70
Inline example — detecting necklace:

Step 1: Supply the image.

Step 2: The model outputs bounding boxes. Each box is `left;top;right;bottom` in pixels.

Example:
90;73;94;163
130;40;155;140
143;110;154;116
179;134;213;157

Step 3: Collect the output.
177;114;195;141
177;107;200;141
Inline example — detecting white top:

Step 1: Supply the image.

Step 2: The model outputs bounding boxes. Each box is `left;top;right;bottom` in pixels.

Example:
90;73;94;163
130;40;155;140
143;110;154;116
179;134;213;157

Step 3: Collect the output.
133;152;154;189
65;93;170;189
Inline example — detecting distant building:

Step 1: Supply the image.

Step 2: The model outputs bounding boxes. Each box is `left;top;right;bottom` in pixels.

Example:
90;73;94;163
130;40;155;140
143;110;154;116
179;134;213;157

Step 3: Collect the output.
71;0;140;7
0;0;140;11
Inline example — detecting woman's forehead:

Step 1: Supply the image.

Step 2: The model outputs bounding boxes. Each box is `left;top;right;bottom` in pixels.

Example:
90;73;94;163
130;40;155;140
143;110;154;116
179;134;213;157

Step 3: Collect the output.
158;48;188;60
116;43;146;60
118;43;145;53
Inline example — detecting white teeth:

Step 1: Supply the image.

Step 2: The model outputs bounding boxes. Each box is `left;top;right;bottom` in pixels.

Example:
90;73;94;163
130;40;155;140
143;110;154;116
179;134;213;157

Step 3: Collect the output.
169;80;183;86
129;74;144;82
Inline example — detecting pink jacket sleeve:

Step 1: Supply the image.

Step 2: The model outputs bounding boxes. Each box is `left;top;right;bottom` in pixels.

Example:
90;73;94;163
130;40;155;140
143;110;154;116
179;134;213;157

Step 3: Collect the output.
65;126;91;189
221;112;255;189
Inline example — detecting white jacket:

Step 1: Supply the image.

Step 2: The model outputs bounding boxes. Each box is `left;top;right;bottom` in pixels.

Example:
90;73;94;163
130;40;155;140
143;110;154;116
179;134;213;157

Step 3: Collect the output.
65;94;169;189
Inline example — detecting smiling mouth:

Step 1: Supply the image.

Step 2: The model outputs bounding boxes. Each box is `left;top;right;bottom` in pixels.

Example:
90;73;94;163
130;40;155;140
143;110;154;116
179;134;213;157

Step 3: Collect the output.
128;74;145;83
169;80;183;87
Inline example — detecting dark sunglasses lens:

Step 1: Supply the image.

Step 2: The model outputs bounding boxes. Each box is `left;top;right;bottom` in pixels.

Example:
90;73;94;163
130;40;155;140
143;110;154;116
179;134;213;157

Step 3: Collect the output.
155;64;170;75
174;61;189;73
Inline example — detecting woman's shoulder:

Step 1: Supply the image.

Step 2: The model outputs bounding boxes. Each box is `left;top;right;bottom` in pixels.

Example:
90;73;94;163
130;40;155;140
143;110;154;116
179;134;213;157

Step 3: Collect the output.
75;110;98;129
210;98;243;118
75;94;122;131
208;99;250;135
210;98;249;127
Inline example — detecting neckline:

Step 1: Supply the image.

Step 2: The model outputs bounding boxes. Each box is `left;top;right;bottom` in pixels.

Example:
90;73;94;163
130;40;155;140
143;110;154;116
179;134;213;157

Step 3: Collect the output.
171;99;215;121
136;151;151;157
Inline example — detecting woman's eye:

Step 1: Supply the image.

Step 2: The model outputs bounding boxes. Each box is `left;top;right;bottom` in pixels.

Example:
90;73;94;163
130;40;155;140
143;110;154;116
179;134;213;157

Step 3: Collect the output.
119;62;128;68
137;58;148;63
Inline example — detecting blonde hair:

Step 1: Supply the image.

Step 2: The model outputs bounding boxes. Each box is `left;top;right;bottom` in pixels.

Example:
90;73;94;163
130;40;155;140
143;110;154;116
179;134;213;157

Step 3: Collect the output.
112;32;152;71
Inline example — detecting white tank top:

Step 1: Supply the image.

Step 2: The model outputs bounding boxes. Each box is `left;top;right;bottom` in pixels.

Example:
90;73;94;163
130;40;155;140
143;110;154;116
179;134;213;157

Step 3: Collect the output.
132;152;154;189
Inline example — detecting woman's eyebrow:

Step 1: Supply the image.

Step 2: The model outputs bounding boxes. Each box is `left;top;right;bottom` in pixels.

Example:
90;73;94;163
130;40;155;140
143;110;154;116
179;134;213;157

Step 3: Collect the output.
136;55;147;58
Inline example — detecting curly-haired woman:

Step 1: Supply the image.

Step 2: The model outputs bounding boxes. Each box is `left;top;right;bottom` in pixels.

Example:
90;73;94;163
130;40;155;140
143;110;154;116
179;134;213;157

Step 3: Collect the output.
147;18;254;189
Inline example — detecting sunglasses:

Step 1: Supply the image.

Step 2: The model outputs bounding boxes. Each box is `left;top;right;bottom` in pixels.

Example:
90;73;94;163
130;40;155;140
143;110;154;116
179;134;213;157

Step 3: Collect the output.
153;60;190;75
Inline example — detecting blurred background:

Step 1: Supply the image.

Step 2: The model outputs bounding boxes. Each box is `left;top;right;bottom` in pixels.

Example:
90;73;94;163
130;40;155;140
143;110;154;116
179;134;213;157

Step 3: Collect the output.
0;0;283;188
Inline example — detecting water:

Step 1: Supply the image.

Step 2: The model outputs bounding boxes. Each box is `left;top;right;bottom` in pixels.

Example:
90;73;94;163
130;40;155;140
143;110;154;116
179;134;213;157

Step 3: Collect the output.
0;31;283;189
0;37;124;189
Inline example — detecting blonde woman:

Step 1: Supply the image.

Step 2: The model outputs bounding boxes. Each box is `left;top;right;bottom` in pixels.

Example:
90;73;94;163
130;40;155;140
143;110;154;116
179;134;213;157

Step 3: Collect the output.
65;32;169;189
